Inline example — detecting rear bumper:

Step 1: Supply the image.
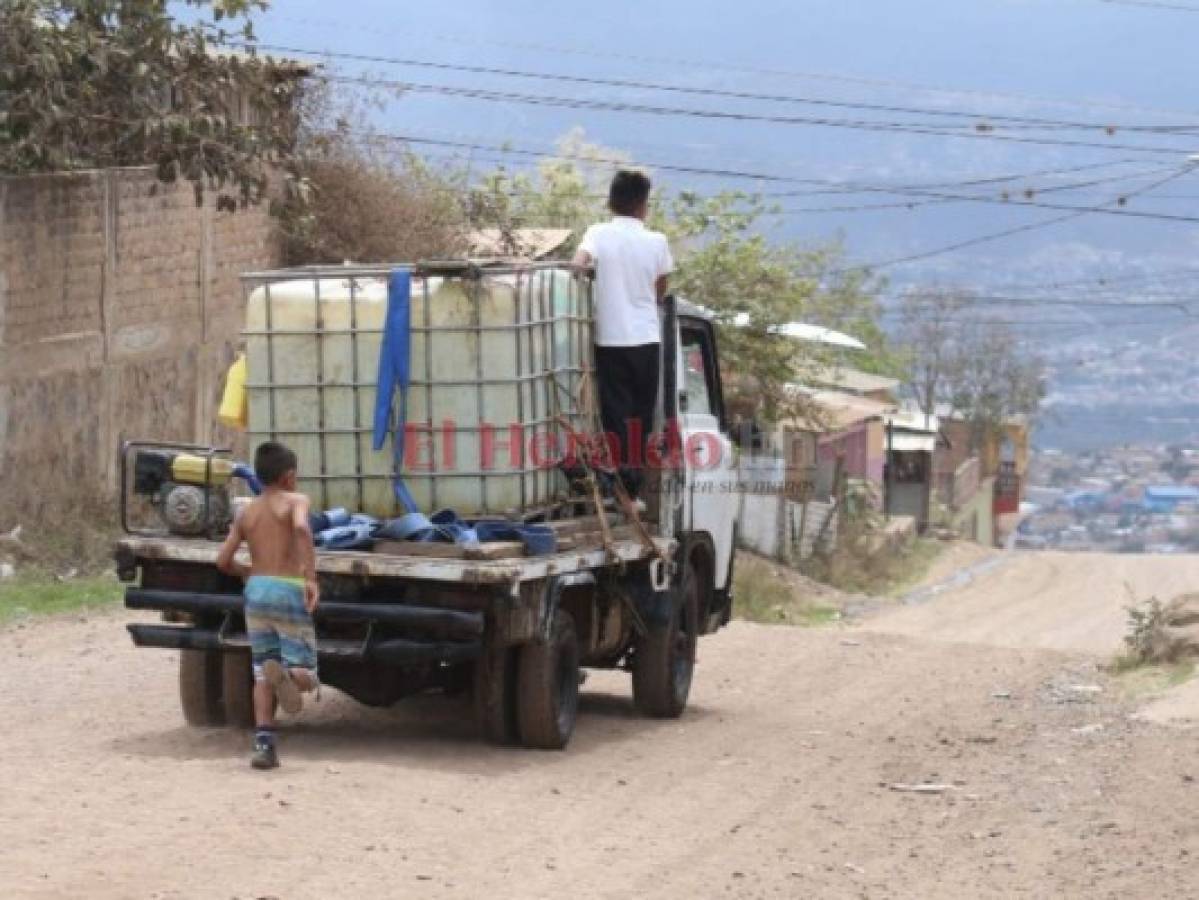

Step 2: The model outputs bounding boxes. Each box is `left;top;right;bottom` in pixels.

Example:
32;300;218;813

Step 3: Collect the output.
126;623;480;665
124;587;484;666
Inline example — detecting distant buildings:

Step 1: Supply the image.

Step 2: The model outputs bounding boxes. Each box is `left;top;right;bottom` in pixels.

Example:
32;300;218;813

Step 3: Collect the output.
1019;444;1199;553
1143;485;1199;514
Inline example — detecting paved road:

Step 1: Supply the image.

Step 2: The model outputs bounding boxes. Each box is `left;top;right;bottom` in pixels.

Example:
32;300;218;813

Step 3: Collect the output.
3;554;1199;898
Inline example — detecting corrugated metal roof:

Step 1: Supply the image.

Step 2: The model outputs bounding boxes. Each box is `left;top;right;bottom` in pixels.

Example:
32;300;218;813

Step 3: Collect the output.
782;388;895;432
809;366;900;395
467;228;573;259
1145;485;1199;500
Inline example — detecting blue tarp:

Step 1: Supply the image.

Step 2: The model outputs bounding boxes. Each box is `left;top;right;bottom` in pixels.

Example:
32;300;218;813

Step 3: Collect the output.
372;269;418;513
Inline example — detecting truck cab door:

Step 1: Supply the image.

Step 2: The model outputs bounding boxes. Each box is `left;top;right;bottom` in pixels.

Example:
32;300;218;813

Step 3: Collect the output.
674;315;738;595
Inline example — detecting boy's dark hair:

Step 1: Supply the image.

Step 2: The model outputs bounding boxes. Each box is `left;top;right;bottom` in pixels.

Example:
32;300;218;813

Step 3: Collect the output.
608;170;652;217
254;441;298;486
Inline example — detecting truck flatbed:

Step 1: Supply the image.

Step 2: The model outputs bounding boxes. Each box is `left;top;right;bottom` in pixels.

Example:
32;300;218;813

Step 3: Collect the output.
116;529;673;589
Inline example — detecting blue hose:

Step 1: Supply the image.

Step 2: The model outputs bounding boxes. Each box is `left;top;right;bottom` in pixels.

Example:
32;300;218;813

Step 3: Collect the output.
232;463;263;495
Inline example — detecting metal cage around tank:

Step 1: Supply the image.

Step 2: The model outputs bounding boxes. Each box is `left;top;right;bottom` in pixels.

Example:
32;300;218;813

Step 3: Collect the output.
239;261;595;519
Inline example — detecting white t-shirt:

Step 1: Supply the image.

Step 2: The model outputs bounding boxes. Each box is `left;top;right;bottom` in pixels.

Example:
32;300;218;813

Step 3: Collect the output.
579;217;674;346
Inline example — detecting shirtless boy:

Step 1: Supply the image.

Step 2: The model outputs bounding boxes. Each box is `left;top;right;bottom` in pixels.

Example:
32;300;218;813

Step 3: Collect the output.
216;441;320;770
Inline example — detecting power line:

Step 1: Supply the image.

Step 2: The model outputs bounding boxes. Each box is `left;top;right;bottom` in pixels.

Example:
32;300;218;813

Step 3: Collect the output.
408;137;1153;196
326;74;1199;158
759;160;1158;197
836;166;1195;271
388;139;1198;211
426;170;1170;216
352;131;1199;225
257;16;1199;121
988;267;1199;291
884;316;1175;328
757;158;1151;196
752;167;1177;212
889;295;1196;310
252;41;1194;135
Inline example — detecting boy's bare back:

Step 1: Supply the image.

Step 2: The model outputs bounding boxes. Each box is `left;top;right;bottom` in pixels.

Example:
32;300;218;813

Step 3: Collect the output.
238;491;311;578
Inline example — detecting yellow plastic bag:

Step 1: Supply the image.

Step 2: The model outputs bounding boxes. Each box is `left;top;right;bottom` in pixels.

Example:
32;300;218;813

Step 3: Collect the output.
218;353;248;430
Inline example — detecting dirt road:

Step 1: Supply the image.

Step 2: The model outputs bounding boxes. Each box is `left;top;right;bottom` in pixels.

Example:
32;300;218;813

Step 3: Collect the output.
4;552;1199;898
868;550;1199;655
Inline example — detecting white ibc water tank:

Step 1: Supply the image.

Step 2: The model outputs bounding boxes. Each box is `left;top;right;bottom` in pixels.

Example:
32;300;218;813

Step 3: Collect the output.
244;264;593;519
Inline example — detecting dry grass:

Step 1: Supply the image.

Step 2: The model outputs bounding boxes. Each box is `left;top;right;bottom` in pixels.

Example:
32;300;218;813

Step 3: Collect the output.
807;536;944;597
733;552;841;627
1;510;119;578
1112;660;1196;699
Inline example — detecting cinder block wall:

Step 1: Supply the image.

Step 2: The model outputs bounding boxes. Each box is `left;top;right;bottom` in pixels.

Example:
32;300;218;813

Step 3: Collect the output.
0;167;280;524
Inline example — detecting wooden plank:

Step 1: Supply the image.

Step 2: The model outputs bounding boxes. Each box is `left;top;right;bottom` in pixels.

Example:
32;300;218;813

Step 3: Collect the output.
373;540;465;559
376;539;527;561
546;516;599;537
118;534;675;584
464;541;526;561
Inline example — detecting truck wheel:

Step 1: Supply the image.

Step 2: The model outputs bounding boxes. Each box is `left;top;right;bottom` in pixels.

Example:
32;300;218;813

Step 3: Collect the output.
633;560;699;718
221;650;256;729
179;649;225;727
474;643;519;745
516;610;580;750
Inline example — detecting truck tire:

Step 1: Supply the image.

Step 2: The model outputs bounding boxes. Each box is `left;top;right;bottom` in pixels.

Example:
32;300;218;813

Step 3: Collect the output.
178;649;225;727
474;643;519;745
516;610;580;750
632;560;699;718
221;650;256;729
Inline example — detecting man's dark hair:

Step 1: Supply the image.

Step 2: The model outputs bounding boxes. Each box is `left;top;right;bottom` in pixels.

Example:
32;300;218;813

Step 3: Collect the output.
254;441;298;486
608;169;652;217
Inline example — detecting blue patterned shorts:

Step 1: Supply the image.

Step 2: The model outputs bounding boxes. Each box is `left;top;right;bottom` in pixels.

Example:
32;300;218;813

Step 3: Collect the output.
244;575;318;681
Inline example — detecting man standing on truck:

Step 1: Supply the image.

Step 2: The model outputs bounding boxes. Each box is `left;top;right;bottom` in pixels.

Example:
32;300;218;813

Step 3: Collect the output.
216;441;320;770
573;170;674;499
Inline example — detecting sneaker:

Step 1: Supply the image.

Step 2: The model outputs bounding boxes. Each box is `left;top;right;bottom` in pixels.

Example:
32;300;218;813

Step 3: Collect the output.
251;737;279;770
263;659;302;715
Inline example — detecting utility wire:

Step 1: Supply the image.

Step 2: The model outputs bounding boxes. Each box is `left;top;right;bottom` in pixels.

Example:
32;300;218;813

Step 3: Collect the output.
413;138;1153;197
889;295;1197;310
256;17;1199;121
251;41;1195;135
403;166;1170;215
326;74;1198;158
834;166;1196;272
351;132;1199;224
760;159;1150;197
987;267;1199;291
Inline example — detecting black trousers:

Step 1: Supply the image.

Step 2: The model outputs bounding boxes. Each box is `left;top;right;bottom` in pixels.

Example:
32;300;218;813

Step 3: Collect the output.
595;343;660;497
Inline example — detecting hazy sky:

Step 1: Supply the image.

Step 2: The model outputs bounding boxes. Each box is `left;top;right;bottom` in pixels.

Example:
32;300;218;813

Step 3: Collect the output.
244;0;1199;290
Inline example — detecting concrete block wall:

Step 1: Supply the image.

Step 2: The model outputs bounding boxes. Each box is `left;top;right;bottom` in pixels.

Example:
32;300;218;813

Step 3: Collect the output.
0;167;280;524
736;455;838;562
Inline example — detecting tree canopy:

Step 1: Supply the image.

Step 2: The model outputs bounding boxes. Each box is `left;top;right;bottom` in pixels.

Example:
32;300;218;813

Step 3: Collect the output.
897;287;1047;446
0;0;300;209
